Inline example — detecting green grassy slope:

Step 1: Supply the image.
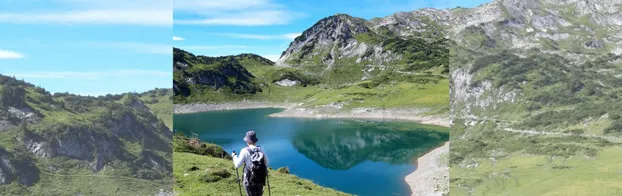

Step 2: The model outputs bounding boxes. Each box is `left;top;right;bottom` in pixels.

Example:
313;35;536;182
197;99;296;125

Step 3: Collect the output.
172;133;350;196
0;75;172;195
138;88;173;129
173;48;449;114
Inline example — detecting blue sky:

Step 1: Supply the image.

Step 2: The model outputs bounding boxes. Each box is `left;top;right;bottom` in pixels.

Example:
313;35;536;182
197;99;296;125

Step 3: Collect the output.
173;0;492;61
0;0;492;96
0;0;172;96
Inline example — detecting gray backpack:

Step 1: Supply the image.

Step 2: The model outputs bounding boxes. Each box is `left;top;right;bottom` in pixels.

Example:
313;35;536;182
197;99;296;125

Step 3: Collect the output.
244;146;267;186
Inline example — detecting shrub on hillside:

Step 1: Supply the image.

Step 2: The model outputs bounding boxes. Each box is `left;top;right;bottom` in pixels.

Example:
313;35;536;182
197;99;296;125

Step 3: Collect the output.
277;166;290;174
173;132;232;160
199;168;231;183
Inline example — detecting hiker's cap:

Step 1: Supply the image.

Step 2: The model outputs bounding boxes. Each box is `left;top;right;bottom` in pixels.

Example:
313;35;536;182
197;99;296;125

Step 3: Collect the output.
243;130;258;143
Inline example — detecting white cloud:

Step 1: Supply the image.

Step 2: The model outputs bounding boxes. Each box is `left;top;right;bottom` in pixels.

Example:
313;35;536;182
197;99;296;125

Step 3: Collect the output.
8;70;170;80
174;0;273;11
85;42;171;54
216;32;301;40
180;45;251;50
282;33;302;40
175;10;297;26
0;0;171;26
0;9;171;26
260;54;281;62
0;49;25;59
173;36;185;41
174;0;303;26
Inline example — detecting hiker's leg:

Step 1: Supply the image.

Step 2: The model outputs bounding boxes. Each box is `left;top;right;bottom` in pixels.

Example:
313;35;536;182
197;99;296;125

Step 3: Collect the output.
246;185;261;196
256;185;264;196
244;185;253;196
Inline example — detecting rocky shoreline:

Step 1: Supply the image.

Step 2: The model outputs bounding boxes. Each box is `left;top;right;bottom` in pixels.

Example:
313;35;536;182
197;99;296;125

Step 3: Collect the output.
173;101;293;114
174;102;450;127
405;141;449;196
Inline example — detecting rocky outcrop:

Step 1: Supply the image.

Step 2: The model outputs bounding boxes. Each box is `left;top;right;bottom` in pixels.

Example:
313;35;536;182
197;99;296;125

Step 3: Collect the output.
0;147;40;186
277;11;449;80
173;48;263;96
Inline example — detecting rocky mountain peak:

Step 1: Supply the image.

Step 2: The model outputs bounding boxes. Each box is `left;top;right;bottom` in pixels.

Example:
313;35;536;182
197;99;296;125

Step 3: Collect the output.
277;14;371;66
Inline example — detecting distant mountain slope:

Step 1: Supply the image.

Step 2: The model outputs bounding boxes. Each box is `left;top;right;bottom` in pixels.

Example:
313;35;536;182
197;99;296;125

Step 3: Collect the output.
277;13;449;85
138;88;173;129
0;75;172;195
173;12;450;113
444;0;622;195
173;48;263;100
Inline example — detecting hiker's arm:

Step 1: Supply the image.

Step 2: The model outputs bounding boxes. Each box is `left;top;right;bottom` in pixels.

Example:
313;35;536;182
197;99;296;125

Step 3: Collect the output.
261;148;269;166
232;149;246;168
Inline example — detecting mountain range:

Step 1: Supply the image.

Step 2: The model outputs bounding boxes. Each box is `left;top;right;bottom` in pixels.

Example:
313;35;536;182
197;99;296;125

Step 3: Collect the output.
173;11;450;115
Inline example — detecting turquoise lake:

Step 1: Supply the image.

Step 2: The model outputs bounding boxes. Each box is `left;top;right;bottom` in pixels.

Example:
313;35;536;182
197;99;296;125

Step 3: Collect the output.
173;108;449;196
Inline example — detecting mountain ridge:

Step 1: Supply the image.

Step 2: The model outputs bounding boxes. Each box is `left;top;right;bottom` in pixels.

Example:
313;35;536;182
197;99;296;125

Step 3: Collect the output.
0;74;173;195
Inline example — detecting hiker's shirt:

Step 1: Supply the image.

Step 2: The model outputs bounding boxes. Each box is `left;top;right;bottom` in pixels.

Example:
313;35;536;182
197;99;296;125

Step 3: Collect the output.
233;145;269;171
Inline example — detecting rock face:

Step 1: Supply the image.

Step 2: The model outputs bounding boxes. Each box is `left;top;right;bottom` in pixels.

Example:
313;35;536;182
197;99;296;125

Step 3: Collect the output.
173;48;263;96
277;12;449;83
447;0;622;120
0;147;40;186
277;14;372;66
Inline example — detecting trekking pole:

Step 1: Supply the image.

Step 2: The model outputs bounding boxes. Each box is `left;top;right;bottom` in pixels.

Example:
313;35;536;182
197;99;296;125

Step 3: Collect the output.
233;150;243;196
266;170;271;196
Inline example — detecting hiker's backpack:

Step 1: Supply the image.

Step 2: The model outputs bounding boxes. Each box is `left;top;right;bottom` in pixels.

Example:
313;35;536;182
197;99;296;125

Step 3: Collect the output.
244;146;267;186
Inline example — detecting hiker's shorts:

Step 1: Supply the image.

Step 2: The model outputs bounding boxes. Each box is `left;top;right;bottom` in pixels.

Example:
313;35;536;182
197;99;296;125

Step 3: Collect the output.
244;185;264;196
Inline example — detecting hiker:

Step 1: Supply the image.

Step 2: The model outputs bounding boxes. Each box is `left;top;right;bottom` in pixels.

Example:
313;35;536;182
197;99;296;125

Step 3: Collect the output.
232;130;270;196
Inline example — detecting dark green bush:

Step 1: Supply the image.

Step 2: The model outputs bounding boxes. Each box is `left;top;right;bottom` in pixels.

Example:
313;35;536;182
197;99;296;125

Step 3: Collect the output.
277;167;290;174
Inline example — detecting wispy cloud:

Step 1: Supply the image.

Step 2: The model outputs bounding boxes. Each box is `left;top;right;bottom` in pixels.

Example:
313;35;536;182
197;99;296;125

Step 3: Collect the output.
174;0;273;11
179;45;251;50
84;42;171;54
175;11;300;26
0;49;25;59
8;69;170;80
215;32;301;40
173;36;185;41
0;0;171;26
174;0;304;26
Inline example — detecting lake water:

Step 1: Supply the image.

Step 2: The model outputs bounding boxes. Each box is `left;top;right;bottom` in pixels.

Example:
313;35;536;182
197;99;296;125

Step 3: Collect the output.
173;108;449;196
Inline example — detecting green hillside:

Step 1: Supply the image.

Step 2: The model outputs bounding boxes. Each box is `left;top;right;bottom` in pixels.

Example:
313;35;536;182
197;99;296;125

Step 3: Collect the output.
137;88;173;129
173;13;450;115
172;48;448;114
448;0;622;195
172;133;350;196
0;75;172;195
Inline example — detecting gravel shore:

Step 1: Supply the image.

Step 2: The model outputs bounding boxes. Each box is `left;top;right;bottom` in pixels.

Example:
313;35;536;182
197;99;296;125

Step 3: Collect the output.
173;101;293;114
405;142;449;196
174;102;450;127
268;107;450;127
